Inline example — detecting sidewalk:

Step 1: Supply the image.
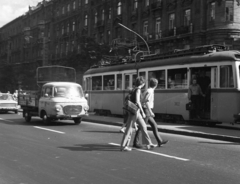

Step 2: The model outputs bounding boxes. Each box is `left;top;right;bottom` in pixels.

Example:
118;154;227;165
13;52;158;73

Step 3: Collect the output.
83;114;240;143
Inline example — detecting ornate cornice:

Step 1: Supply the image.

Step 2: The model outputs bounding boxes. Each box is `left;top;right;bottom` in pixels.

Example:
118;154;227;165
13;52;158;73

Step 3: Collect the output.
181;0;193;7
167;0;177;11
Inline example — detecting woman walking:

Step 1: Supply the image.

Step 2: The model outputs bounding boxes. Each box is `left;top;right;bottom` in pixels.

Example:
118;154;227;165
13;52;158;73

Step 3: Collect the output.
133;78;168;148
120;76;154;151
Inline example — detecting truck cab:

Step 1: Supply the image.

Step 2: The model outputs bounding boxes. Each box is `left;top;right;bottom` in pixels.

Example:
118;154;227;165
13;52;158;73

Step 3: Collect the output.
39;82;88;124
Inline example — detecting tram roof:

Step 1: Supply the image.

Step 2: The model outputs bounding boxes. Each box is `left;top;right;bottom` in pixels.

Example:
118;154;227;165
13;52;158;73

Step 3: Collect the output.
84;50;240;76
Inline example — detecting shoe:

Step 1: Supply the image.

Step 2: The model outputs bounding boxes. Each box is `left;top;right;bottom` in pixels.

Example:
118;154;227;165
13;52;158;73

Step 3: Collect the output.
122;147;132;151
149;144;158;148
120;127;125;133
146;145;152;150
133;144;143;149
158;140;169;147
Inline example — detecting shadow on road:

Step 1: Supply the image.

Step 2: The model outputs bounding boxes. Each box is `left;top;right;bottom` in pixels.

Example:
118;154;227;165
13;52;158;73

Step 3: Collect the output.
82;130;120;134
58;144;120;152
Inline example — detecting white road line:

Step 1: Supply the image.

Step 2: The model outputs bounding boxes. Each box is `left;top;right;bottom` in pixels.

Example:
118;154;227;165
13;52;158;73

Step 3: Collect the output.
34;126;65;134
0;118;14;122
109;143;189;162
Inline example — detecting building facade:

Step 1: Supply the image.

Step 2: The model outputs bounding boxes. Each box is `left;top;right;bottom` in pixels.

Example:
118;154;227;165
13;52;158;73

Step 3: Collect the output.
0;0;240;90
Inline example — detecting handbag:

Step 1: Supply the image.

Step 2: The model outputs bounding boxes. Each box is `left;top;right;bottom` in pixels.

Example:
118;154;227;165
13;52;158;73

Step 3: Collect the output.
186;102;194;111
126;100;139;115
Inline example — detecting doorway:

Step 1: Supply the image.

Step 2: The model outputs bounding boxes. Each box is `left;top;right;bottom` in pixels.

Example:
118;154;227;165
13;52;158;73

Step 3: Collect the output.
189;67;211;119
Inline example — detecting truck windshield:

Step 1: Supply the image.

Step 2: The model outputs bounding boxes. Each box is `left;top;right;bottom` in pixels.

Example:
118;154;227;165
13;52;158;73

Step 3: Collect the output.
54;86;84;98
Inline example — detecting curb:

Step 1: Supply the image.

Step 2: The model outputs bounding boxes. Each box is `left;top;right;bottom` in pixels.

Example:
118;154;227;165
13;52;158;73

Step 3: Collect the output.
83;118;240;143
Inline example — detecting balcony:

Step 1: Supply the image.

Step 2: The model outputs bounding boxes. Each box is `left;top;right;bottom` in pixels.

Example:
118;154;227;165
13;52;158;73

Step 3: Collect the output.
151;1;162;11
130;10;138;22
177;24;193;35
142;6;150;19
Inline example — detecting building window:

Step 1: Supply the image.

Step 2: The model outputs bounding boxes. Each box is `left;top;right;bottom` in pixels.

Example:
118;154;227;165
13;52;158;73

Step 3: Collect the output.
56;45;59;55
169;13;175;30
72;21;75;32
85;0;88;5
62;6;65;14
226;0;233;21
155;17;161;39
67;4;70;12
143;21;148;36
210;2;215;21
117;2;122;15
67;23;70;33
134;0;138;10
71;41;74;52
145;0;149;7
84;15;88;26
109;8;112;19
61;25;64;35
66;42;69;55
184;9;191;26
73;1;76;10
79;0;82;6
95;12;98;24
102;10;105;21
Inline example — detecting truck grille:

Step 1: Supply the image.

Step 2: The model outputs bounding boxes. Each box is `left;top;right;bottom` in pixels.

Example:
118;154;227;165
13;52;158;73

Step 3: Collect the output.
0;103;16;107
63;105;82;115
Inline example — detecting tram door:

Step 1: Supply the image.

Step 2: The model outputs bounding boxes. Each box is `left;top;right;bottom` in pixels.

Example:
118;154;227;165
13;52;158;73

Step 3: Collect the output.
190;67;211;119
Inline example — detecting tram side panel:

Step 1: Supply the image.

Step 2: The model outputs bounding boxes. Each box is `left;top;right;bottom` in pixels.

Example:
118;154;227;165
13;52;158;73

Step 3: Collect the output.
211;90;240;123
89;91;124;115
154;90;189;120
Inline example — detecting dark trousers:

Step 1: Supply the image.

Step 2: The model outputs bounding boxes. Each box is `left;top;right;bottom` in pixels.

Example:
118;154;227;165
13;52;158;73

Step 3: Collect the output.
191;95;201;118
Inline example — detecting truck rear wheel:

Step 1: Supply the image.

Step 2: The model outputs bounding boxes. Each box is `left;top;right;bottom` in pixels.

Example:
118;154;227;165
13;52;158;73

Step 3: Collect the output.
73;118;82;125
42;112;51;124
24;111;31;123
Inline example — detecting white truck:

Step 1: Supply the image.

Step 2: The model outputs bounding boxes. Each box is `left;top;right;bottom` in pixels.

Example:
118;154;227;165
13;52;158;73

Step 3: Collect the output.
19;66;89;125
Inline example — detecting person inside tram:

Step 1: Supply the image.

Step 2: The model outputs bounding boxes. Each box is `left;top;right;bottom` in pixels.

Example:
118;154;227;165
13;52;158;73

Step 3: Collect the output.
168;77;175;89
188;78;205;119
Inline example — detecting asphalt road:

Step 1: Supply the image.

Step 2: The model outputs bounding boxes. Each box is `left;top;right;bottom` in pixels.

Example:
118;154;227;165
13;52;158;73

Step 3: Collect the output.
0;113;240;184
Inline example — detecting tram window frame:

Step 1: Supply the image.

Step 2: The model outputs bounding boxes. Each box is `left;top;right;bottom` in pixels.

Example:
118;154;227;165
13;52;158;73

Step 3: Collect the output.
103;75;115;90
167;68;188;89
85;77;91;91
220;65;234;88
148;70;166;89
92;76;102;90
125;75;130;90
117;74;122;90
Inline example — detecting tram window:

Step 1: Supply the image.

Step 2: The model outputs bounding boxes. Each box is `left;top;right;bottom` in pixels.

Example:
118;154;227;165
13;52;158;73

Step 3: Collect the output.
167;68;187;89
117;74;122;90
148;70;165;89
132;74;137;88
92;76;102;90
125;75;130;89
103;75;115;90
220;65;233;88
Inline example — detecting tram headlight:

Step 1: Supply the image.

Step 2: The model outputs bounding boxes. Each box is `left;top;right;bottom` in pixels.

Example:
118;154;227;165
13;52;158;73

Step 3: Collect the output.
84;105;89;111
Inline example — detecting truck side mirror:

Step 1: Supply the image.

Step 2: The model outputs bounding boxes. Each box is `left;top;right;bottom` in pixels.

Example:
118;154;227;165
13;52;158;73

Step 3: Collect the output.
85;93;89;99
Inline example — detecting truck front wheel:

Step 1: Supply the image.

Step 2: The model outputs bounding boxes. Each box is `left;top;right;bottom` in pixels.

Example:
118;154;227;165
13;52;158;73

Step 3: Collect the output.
73;117;82;125
42;112;51;124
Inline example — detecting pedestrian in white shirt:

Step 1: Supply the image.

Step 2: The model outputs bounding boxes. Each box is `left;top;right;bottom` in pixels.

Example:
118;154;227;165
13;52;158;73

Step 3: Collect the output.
133;78;168;148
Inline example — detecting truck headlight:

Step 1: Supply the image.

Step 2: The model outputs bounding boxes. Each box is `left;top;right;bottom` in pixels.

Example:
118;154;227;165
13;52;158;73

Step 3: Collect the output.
55;105;62;112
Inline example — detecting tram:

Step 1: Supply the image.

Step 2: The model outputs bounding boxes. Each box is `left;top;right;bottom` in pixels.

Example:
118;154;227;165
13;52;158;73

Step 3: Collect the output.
83;45;240;125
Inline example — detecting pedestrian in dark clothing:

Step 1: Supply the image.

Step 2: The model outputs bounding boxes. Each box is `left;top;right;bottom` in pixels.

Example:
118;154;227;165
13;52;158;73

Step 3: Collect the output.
188;78;205;119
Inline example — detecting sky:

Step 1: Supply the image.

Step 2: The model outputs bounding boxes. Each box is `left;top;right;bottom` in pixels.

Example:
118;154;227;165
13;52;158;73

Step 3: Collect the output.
0;0;40;27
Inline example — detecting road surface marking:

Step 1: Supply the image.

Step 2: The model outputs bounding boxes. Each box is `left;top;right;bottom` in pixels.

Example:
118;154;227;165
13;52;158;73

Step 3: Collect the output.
0;118;14;122
109;143;189;161
34;126;65;134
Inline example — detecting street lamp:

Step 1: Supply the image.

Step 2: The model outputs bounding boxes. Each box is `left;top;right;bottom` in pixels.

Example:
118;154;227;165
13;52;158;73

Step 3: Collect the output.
118;23;150;54
38;20;48;66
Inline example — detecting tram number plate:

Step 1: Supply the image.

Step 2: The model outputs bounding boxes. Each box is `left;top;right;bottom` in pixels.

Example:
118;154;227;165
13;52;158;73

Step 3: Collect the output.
71;115;77;118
